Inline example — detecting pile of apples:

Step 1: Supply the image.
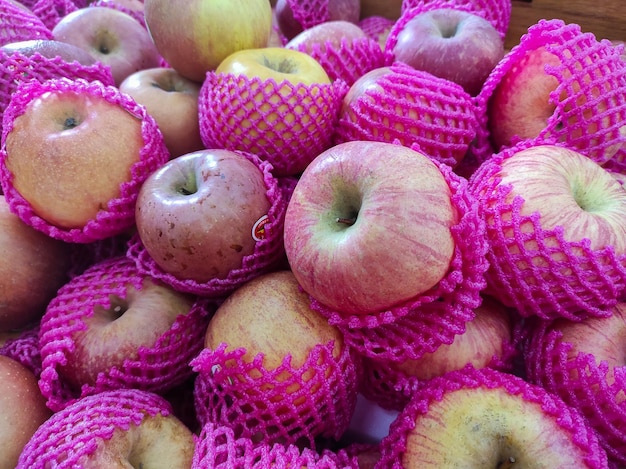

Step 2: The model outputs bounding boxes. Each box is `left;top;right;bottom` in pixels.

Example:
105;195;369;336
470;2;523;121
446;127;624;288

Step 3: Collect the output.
1;0;626;467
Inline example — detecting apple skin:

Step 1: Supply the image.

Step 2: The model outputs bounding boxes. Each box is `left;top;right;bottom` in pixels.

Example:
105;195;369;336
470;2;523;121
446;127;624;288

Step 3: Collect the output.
284;140;458;316
0;39;98;65
51;6;161;86
275;0;361;40
2;81;148;232
285;19;368;53
118;67;204;159
0;194;73;332
0;355;52;469
144;0;273;82
134;149;271;283
56;273;197;390
389;8;504;96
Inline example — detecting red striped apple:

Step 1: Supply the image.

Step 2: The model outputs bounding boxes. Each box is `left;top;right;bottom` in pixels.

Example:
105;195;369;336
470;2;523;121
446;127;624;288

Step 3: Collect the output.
284;140;458;316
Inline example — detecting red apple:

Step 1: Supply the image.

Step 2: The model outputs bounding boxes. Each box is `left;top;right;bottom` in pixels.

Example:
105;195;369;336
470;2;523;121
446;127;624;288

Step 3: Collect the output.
0;355;52;469
143;0;273;82
275;0;360;40
0;194;73;332
0;38;98;65
284;140;458;316
51;6;161;85
119;67;204;159
134;149;272;284
387;8;504;96
285;19;368;52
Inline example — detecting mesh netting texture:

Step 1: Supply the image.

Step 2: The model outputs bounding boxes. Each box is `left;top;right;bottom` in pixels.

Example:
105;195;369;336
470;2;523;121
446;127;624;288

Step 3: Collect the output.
0;325;42;377
398;0;512;41
38;255;214;412
0;77;169;243
192;341;361;451
91;0;147;28
16;388;178;468
30;0;78;30
307;153;489;363
376;365;610;468
126;164;295;300
0;49;115;134
470;19;626;172
287;36;387;87
285;0;331;31
468;139;626;321
198;72;349;177
0;0;53;46
334;62;479;168
523;310;626;465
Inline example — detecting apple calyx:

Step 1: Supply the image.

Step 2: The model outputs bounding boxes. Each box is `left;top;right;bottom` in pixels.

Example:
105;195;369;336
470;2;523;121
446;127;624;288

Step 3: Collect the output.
263;56;297;74
63;116;79;130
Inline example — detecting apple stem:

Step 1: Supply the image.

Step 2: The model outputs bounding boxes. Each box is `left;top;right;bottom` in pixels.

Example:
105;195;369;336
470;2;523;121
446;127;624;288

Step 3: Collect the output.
497;457;517;468
336;216;356;226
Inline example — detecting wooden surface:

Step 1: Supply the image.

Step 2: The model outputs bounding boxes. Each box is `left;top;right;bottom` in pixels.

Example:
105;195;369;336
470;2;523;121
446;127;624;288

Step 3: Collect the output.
359;0;403;20
505;0;626;49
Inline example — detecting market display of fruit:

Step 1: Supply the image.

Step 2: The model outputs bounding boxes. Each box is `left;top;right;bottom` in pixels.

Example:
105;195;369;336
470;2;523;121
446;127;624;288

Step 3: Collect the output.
1;0;626;467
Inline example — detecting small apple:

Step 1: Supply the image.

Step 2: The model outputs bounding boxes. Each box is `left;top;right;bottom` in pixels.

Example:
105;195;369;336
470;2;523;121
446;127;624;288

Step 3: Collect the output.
134;149;272;284
143;0;273;82
0;194;73;332
275;0;361;40
387;7;505;96
0;355;52;469
284;140;458;316
51;6;161;85
16;389;195;468
119;67;204;158
470;142;626;320
0;77;169;241
377;366;610;467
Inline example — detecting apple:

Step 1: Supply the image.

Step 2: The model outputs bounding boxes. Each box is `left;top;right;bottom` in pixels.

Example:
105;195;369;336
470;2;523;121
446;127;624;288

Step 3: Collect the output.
200;46;345;177
284;140;458;316
143;0;273;82
91;0;146;27
359;15;395;50
0;355;52;469
16;388;195;468
275;0;361;40
51;6;161;86
0;194;73;332
285;19;368;52
0;0;53;47
134;148;271;284
195;269;357;447
469;142;626;320
376;366;611;467
0;38;98;65
525;304;626;464
386;7;505;96
336;63;478;168
0;77;169;242
118;67;204;158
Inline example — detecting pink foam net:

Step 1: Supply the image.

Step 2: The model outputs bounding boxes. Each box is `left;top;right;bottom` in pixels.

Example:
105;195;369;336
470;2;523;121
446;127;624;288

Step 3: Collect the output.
0;324;42;377
198;72;349;177
358;15;395;42
91;0;147;28
397;0;512;41
334;62;479;169
285;0;330;31
376;365;610;468
0;77;169;243
17;388;174;468
287;36;387;87
0;49;114;134
524;317;626;465
30;0;78;30
471;19;626;171
0;0;53;46
191;341;361;451
126;165;296;300
308;153;489;363
192;421;365;468
469;138;626;321
37;255;214;412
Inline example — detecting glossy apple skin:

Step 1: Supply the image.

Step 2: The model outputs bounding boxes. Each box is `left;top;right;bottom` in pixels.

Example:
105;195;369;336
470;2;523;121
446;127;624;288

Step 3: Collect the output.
0;39;98;65
0;355;52;469
284;140;457;315
0;195;72;331
390;8;504;96
285;19;367;53
52;6;161;86
275;0;360;40
119;67;204;159
144;0;272;82
135;149;271;283
3;87;145;230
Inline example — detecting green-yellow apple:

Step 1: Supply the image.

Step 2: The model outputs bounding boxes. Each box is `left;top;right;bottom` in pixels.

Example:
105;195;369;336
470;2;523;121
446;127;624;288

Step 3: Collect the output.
144;0;273;82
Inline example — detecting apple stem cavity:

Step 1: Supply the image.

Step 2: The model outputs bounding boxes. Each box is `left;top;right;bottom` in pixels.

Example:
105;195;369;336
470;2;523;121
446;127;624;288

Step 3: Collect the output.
263;56;296;74
336;216;357;226
63;117;79;130
497;456;517;468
